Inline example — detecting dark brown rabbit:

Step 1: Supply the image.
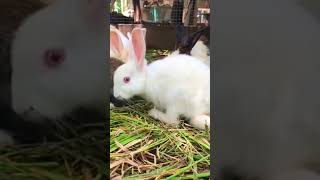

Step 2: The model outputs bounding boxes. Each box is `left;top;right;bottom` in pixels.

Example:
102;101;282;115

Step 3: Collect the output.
110;57;128;107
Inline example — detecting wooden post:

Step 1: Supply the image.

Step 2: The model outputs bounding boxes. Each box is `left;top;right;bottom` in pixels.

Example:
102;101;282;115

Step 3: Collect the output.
111;0;116;12
133;0;142;22
183;0;197;26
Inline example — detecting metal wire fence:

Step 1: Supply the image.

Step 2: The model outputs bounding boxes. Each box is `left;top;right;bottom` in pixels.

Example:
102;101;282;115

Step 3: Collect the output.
110;0;210;27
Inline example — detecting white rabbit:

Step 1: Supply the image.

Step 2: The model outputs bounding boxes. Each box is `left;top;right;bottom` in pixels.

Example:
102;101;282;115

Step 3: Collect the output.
113;27;210;130
110;25;130;62
11;0;108;121
110;25;132;108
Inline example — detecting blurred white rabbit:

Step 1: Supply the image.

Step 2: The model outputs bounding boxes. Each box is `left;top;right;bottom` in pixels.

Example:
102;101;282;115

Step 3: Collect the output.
113;27;210;129
214;0;320;179
11;0;108;121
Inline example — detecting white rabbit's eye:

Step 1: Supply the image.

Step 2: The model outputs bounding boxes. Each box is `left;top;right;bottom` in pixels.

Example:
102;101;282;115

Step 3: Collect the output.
123;76;130;83
44;49;66;68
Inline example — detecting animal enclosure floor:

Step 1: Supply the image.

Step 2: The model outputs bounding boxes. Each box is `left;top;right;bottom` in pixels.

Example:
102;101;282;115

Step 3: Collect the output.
0;123;106;180
110;102;210;180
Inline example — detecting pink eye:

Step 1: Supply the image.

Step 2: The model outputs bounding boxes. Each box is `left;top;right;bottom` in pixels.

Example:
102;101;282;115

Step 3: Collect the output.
44;49;66;68
123;76;130;83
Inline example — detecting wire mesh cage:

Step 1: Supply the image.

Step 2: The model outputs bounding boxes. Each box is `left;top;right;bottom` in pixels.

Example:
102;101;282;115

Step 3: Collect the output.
110;0;210;26
110;0;210;50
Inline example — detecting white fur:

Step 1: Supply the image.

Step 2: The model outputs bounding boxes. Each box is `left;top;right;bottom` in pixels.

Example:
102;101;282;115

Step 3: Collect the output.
170;49;180;56
190;40;210;66
110;25;130;62
169;40;210;67
113;28;210;129
11;0;107;120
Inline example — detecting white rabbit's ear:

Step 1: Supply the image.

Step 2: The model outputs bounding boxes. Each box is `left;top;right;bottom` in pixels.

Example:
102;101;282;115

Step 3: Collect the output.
110;25;116;30
127;32;132;40
110;30;124;58
130;27;147;71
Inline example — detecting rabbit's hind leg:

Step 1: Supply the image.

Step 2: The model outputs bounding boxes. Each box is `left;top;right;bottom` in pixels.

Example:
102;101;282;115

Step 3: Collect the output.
190;115;210;130
148;108;180;128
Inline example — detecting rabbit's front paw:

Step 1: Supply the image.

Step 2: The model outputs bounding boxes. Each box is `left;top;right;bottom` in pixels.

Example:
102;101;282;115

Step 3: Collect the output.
148;108;180;128
190;115;210;130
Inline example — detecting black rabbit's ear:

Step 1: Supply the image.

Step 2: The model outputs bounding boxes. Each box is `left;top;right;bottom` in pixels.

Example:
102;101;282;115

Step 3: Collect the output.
200;27;210;47
178;37;191;55
178;27;209;55
189;33;204;50
187;28;209;50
